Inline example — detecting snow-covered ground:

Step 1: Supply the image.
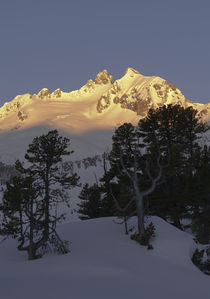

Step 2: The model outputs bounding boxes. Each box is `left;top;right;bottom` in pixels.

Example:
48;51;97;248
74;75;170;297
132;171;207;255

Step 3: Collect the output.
0;216;209;299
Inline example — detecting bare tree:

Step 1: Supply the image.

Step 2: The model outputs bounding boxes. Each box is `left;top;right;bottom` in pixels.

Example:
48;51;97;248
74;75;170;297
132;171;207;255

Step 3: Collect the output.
109;123;166;241
109;186;135;234
119;146;163;239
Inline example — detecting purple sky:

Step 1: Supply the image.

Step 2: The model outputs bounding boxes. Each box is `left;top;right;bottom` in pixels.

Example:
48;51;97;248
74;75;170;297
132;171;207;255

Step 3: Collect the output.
0;0;210;105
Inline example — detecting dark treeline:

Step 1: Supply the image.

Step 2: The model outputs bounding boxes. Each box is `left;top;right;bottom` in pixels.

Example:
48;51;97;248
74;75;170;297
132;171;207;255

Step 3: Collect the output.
78;104;210;244
1;104;210;261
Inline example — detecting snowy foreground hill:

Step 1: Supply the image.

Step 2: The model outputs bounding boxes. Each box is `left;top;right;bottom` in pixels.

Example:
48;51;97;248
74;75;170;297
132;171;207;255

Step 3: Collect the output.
0;216;209;299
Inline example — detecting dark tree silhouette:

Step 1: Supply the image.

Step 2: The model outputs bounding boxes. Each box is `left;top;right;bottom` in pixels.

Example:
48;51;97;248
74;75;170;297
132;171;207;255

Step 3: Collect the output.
0;130;80;260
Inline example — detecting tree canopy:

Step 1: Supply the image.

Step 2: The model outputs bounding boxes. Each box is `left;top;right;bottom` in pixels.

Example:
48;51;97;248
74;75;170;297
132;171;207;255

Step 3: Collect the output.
0;130;80;260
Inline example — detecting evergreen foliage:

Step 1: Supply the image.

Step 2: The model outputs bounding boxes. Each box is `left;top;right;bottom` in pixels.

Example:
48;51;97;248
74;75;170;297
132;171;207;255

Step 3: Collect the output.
138;104;208;229
100;122;163;240
100;104;210;244
189;145;210;243
0;130;80;260
1;104;210;258
100;124;138;230
192;248;210;275
78;183;102;220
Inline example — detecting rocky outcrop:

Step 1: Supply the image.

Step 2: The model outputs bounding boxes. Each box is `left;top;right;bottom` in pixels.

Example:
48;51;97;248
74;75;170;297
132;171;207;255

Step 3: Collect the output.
94;70;114;85
96;68;189;116
38;88;51;99
0;68;209;130
52;88;62;98
0;94;32;120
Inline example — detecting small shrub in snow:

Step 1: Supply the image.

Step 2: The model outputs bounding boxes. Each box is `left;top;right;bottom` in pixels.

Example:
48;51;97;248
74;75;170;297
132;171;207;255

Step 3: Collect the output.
192;247;210;275
130;222;155;250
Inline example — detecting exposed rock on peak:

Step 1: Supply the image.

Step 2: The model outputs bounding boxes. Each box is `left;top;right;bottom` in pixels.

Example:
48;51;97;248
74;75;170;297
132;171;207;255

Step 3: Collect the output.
52;88;62;98
0;93;33;121
79;71;114;94
96;70;191;116
0;67;209;135
38;88;51;99
94;70;114;85
84;79;95;90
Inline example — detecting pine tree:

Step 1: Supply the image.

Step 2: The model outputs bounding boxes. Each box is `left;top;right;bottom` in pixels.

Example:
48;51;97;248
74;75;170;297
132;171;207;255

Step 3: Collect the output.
189;145;210;243
100;124;137;220
0;130;80;260
77;183;102;220
138;104;207;228
99;152;117;217
102;123;163;241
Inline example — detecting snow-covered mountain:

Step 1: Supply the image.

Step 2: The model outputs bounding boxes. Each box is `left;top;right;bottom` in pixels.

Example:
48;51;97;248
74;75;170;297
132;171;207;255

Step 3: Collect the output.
1;71;210;297
0;68;209;162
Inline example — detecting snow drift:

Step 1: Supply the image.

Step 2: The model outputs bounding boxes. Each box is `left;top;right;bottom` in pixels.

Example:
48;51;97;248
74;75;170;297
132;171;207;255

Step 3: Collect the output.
0;216;209;299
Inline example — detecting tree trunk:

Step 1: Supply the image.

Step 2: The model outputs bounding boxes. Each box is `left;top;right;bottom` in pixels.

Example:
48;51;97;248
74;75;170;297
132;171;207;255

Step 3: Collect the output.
28;245;36;260
172;217;182;230
28;198;36;260
133;179;145;238
44;168;50;243
136;197;145;238
124;215;128;234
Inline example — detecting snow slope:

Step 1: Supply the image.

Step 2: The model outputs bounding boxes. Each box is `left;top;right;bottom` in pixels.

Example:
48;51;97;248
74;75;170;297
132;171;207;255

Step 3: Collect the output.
0;216;209;299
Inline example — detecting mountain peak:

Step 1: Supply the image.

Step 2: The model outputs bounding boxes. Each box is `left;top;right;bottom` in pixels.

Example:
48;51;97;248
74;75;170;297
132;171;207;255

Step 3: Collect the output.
0;67;209;135
94;70;114;85
123;67;142;77
38;88;51;99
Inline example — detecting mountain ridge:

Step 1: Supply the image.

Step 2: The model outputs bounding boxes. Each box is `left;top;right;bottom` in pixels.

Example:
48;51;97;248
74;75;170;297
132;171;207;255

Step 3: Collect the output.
0;68;210;162
0;68;209;132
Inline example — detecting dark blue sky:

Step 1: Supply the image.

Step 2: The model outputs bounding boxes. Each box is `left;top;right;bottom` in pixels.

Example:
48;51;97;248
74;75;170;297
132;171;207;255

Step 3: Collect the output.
0;0;210;105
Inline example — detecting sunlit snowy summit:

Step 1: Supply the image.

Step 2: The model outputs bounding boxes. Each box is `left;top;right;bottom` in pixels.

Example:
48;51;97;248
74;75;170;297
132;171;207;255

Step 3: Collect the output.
0;67;209;133
0;68;209;162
